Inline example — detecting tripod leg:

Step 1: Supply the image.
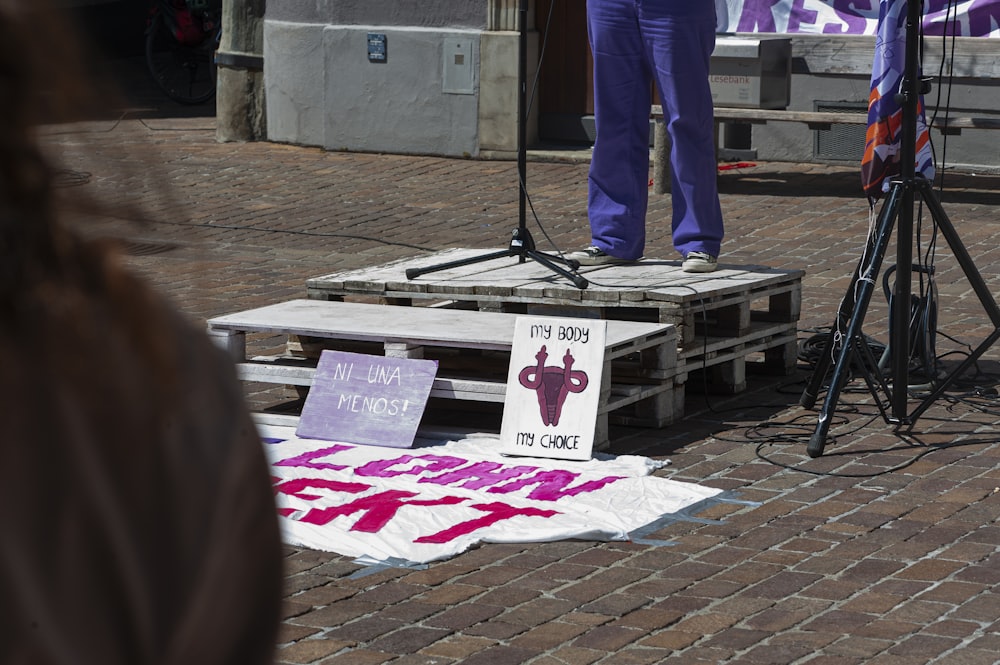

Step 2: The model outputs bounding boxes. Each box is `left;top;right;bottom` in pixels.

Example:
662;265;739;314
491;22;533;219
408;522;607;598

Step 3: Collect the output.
905;179;1000;421
807;185;902;457
808;289;881;457
918;181;1000;329
527;250;589;289
801;252;872;409
405;249;514;280
800;327;837;409
801;191;898;408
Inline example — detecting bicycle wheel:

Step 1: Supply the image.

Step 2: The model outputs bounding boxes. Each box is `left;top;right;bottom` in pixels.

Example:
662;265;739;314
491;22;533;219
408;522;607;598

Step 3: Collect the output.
145;10;217;105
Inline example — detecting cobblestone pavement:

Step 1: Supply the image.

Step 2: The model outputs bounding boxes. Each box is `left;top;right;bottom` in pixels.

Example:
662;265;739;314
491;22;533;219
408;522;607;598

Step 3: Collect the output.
45;116;1000;664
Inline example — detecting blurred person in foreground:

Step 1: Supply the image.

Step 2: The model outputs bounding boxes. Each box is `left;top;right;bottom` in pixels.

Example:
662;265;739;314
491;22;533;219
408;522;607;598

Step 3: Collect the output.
0;2;283;663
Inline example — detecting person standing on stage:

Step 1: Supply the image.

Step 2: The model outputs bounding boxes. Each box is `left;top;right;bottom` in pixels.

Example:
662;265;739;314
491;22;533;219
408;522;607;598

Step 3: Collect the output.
567;0;724;273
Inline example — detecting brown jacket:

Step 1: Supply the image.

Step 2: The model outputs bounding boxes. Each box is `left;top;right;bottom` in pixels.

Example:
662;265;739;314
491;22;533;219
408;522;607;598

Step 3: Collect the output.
0;263;283;664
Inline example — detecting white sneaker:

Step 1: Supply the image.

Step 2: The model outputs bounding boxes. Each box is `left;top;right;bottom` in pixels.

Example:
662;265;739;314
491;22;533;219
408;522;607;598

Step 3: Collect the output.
565;246;634;266
682;251;718;273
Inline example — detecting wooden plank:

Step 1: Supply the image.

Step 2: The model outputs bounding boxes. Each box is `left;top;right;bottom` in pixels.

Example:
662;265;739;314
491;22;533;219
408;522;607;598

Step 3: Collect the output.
933;115;1000;134
212;300;512;351
645;268;803;305
239;361;315;386
306;248;486;297
431;378;507;402
575;261;692;303
238;358;675;409
714;108;867;125
308;249;803;314
210;299;674;357
305;252;428;293
788;34;1000;79
712;108;1000;134
680;322;798;369
239;360;508;401
654;104;1000;134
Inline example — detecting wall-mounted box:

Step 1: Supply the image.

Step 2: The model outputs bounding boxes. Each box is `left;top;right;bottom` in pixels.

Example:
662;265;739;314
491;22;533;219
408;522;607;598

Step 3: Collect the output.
710;37;791;109
443;38;475;94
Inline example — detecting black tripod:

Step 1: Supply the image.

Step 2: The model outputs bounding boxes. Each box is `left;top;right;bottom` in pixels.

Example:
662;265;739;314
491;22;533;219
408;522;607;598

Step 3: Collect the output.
800;0;1000;458
404;0;588;290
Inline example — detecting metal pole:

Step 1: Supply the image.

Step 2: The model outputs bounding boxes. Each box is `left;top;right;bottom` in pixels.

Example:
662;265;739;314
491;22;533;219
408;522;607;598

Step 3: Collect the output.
517;0;528;258
890;0;922;420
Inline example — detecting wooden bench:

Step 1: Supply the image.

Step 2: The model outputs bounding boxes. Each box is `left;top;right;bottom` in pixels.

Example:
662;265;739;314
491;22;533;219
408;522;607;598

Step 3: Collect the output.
708;106;1000;134
650;104;1000;194
207;299;680;449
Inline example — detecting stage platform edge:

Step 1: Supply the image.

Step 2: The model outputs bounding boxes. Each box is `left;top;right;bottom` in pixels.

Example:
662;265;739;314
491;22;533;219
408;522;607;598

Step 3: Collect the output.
301;249;804;425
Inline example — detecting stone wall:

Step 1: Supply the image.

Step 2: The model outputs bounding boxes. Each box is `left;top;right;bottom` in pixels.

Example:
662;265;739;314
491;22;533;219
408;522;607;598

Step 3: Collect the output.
264;0;533;157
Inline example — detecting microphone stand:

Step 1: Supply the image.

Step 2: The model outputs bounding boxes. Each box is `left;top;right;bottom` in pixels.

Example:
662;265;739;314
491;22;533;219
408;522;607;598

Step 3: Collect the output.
799;0;1000;457
405;0;588;289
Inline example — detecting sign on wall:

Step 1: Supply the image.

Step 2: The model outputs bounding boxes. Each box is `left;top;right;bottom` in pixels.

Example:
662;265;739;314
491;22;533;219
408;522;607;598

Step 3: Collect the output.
719;0;1000;37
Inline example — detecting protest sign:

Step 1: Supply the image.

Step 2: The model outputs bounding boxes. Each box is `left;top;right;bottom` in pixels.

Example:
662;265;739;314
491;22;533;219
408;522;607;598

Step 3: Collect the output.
296;350;437;449
499;317;608;462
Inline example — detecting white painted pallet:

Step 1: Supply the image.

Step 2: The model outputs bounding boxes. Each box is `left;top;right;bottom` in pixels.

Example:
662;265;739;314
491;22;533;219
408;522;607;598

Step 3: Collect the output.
208;299;681;448
208;299;675;355
304;248;804;395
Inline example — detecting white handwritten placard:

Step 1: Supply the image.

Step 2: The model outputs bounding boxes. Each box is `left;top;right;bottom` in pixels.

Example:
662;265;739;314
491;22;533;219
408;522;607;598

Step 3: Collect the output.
499;317;607;461
296;350;438;449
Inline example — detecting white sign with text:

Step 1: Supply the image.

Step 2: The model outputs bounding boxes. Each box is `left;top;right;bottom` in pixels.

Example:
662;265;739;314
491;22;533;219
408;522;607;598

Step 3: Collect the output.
499;317;608;461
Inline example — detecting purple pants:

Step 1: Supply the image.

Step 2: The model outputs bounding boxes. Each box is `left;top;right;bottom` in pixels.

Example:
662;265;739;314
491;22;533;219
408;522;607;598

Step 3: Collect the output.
586;0;724;260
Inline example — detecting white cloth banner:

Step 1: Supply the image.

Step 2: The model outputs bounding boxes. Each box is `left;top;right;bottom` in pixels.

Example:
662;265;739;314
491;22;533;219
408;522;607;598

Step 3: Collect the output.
719;0;1000;37
262;433;723;565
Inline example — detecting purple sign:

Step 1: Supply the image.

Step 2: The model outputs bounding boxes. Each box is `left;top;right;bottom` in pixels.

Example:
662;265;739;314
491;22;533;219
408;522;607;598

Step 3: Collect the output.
296;350;438;449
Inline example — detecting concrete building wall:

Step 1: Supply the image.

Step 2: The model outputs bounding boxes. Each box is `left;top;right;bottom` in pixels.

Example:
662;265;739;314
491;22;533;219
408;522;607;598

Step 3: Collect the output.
264;0;527;158
266;1;486;29
261;9;999;170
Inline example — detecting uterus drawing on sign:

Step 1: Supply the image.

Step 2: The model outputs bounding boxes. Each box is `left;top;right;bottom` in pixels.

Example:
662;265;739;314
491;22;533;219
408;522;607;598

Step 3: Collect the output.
517;345;589;426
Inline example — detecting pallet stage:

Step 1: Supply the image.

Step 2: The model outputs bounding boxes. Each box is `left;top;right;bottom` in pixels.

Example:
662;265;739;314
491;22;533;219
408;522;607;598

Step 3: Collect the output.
305;248;804;399
207;299;679;450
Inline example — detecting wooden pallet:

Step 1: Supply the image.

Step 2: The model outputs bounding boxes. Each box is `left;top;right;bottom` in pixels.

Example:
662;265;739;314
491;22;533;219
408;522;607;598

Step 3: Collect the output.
207;299;680;448
305;248;803;396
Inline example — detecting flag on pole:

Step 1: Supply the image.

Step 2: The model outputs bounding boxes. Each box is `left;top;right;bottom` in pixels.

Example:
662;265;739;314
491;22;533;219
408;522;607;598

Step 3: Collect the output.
861;0;936;201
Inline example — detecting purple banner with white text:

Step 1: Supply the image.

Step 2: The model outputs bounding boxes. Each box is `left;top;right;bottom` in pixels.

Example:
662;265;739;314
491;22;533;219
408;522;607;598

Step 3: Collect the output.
719;0;1000;36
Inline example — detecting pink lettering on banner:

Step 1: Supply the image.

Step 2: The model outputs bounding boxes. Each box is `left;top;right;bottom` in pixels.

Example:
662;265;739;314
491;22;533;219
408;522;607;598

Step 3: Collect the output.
273;477;371;500
420;461;540;491
415;502;559;544
299;490;468;532
274;444;352;471
488;470;625;501
355;454;468;478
